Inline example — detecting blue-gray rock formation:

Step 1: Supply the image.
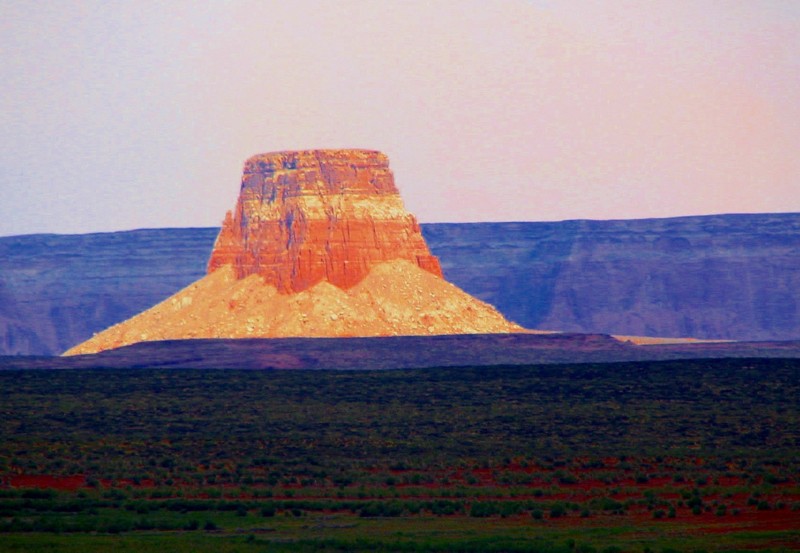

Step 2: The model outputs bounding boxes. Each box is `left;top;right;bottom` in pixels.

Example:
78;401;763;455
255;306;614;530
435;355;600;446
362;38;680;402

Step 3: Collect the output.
424;214;800;342
0;229;217;355
0;213;798;355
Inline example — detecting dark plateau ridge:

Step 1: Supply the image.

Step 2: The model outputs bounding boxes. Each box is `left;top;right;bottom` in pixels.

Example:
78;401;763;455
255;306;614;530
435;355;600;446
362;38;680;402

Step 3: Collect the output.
0;213;799;357
3;333;800;371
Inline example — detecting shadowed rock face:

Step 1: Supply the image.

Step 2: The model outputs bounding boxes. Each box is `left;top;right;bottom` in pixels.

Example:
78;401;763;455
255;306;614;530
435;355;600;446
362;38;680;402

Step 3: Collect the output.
424;214;800;341
1;213;799;355
0;229;218;356
208;150;442;293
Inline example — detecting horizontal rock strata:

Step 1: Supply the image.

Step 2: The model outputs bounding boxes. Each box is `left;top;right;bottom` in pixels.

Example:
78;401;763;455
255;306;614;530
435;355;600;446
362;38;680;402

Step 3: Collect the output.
207;149;442;293
63;149;523;355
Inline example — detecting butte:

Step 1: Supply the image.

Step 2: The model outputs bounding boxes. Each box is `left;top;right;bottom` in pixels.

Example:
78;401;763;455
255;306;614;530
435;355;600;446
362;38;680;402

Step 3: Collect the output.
65;149;523;355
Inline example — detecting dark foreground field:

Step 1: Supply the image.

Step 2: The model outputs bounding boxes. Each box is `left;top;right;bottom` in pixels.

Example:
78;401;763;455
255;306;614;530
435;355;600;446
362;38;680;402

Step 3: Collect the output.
1;359;798;552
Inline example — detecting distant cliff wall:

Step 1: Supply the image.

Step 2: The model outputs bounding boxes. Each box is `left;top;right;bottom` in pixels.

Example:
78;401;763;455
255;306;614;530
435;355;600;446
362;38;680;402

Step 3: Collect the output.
1;213;798;355
424;214;800;341
0;229;217;356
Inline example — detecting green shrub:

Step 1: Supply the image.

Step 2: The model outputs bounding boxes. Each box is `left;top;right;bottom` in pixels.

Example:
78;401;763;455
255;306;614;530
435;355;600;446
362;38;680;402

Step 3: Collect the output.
261;503;276;517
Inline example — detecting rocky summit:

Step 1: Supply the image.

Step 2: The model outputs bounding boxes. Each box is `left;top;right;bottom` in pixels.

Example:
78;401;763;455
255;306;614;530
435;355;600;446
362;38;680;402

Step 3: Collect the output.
64;150;522;355
208;149;442;293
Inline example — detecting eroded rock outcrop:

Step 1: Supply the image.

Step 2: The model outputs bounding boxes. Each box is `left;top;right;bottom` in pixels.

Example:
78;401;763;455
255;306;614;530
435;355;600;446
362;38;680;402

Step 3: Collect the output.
63;150;522;355
207;149;442;292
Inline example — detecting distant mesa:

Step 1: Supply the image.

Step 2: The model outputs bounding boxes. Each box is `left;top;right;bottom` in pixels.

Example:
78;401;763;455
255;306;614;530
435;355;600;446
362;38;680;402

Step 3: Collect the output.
65;149;523;355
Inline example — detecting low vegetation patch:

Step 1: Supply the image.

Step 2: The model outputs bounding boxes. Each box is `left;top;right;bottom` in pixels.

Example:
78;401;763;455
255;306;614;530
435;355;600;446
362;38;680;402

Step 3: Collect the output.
1;359;798;551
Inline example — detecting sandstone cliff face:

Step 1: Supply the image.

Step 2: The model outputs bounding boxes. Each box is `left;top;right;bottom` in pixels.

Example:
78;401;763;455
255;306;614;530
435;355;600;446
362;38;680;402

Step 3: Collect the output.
207;149;442;293
62;149;521;355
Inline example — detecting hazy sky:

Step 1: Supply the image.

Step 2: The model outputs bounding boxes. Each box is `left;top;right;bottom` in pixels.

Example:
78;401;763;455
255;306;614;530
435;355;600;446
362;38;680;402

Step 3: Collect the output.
2;1;799;236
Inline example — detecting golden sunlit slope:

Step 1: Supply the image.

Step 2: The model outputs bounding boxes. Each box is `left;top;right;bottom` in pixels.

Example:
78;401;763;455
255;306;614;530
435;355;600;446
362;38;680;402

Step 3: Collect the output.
64;261;525;356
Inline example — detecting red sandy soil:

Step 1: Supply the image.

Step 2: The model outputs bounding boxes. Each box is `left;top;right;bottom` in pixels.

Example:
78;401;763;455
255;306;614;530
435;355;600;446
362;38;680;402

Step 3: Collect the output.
4;474;156;491
6;474;86;491
5;466;797;534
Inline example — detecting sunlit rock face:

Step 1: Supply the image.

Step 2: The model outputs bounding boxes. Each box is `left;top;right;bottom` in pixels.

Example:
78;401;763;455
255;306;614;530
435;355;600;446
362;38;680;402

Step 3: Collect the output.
63;150;522;355
207;149;443;293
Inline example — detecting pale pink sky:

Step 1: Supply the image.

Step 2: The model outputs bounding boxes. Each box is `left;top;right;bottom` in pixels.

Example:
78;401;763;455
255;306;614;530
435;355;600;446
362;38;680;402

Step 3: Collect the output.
1;1;799;236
